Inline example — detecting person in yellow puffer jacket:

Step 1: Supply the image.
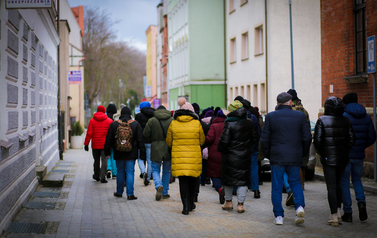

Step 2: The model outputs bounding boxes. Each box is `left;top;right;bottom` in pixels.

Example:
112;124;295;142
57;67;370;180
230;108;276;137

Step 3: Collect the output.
166;101;205;215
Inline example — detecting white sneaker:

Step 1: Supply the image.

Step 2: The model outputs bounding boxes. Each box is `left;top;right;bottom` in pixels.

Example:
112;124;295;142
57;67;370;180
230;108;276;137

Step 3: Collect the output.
274;216;284;225
295;206;305;225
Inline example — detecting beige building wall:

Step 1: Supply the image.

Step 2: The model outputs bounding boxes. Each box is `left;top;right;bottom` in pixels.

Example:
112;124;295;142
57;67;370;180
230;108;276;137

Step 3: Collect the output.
146;25;157;98
226;0;267;114
69;66;85;128
59;20;71;150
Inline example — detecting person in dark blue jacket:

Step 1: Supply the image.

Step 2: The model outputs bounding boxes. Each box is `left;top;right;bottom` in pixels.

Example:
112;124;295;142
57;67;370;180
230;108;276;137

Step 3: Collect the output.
340;93;376;222
260;92;312;226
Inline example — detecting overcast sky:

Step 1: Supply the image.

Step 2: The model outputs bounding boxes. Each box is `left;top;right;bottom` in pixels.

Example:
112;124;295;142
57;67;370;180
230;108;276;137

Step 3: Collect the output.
67;0;160;52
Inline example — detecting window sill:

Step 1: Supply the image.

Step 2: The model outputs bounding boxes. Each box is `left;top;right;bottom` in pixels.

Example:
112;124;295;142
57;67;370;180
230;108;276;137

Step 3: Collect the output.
229;9;235;14
241;57;249;61
230;61;237;64
254;52;264;57
343;74;368;84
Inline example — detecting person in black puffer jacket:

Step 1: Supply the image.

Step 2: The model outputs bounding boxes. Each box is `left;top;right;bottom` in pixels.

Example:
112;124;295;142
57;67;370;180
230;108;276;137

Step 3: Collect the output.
135;101;156;185
217;100;258;213
314;96;355;226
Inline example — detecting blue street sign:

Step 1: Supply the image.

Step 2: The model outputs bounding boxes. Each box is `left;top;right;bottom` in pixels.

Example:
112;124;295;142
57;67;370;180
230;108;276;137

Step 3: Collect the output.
367;35;376;74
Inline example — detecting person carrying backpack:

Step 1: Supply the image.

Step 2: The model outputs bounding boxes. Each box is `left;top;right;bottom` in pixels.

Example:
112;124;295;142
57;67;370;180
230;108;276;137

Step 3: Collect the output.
105;107;146;200
143;105;174;201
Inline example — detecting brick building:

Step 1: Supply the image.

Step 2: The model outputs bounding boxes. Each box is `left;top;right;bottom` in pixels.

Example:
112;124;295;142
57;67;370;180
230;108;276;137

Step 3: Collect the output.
321;0;377;163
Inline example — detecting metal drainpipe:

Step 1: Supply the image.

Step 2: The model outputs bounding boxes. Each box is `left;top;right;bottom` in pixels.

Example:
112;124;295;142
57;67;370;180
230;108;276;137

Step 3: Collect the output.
223;0;227;109
57;0;63;160
265;0;268;113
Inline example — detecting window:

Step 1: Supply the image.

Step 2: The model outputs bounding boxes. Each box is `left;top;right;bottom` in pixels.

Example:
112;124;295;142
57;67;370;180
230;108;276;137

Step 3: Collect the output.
254;25;264;55
246;85;251;100
355;0;366;74
230;87;233;103
253;84;258;106
229;0;235;13
235;87;239;97
260;83;266;113
241;32;249;60
230;38;236;62
240;0;248;6
240;86;244;98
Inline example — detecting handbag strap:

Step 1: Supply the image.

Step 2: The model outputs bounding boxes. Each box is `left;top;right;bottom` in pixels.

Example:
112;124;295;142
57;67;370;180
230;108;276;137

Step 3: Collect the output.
158;119;167;138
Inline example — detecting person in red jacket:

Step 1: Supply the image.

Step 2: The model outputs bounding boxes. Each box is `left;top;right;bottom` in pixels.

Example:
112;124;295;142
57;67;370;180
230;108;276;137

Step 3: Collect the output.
84;105;113;183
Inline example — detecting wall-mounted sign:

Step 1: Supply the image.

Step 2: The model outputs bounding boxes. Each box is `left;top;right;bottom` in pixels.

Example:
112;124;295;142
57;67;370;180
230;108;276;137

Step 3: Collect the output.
368;35;376;74
145;86;152;97
68;70;82;85
6;0;52;9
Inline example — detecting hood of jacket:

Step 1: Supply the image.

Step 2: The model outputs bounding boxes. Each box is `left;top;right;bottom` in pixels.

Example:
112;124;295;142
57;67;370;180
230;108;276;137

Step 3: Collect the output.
174;109;199;121
226;107;247;119
119;114;132;122
212;116;226;124
106;103;117;120
324;96;344;116
141;107;155;118
93;112;109;122
344;102;366;118
153;109;172;120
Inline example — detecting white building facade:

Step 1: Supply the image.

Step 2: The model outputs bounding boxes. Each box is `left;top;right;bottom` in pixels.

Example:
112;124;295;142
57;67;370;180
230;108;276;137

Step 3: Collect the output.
0;1;60;232
226;0;321;120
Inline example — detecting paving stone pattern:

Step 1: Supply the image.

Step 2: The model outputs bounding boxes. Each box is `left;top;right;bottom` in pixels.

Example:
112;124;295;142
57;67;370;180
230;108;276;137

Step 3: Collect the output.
2;149;377;238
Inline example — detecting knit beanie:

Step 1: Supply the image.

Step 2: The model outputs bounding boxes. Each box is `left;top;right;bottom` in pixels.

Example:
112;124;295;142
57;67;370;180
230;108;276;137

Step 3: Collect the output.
177;97;186;107
121;107;132;116
228;100;243;112
180;102;195;112
204;110;214;118
343;92;358;104
216;110;227;118
192;103;200;115
97;105;106;113
287;89;299;100
140;101;151;110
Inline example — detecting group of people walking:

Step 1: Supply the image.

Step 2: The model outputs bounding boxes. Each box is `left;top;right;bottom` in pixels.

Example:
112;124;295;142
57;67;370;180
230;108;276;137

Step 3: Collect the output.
82;90;375;226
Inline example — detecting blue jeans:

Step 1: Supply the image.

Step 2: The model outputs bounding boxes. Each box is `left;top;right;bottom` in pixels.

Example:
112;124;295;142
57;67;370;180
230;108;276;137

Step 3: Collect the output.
107;148;117;176
284;173;291;193
271;165;305;217
116;159;136;196
249;151;259;191
211;177;222;191
137;143;152;180
341;159;366;214
151;160;171;195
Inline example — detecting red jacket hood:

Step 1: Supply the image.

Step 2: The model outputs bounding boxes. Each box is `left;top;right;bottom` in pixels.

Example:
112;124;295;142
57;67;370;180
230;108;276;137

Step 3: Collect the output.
93;112;108;122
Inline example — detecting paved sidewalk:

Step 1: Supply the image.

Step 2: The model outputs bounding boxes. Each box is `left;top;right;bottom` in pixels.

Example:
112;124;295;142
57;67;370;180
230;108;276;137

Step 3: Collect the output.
2;149;377;237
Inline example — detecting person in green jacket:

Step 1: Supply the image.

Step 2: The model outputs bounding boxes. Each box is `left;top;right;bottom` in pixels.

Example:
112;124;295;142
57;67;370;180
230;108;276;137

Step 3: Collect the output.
143;105;174;201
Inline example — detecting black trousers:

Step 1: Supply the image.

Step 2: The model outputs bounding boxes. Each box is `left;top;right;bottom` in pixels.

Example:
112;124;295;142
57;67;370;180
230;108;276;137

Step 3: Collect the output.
179;176;197;198
323;164;346;214
92;149;107;180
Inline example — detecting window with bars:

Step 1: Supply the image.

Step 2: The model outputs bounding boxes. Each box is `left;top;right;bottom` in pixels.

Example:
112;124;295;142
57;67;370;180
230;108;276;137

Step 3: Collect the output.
355;0;366;74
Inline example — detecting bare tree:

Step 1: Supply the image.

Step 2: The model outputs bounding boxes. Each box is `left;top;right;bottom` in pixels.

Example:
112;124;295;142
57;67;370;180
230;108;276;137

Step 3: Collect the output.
83;7;146;110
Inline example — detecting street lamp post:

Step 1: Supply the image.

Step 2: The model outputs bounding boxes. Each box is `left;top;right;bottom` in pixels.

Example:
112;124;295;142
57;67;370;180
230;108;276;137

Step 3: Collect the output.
289;0;295;89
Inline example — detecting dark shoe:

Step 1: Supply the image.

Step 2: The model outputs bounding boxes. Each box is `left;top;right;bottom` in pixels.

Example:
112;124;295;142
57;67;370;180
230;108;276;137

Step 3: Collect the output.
156;186;163;201
143;173;150;186
205;177;211;184
194;194;198;202
107;170;111;179
200;183;205;186
285;190;294;206
358;202;368;221
139;173;144;179
169;177;175;184
342;212;352;222
254;190;261;199
114;192;122;197
259;181;263;185
162;194;170;199
127;195;138;200
182;196;190;215
112;175;117;179
219;188;225;204
150;174;153;180
92;175;100;181
101;179;108;183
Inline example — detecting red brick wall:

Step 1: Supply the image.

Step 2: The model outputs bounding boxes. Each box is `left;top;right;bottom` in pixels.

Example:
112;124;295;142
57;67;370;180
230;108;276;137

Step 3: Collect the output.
321;0;377;162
